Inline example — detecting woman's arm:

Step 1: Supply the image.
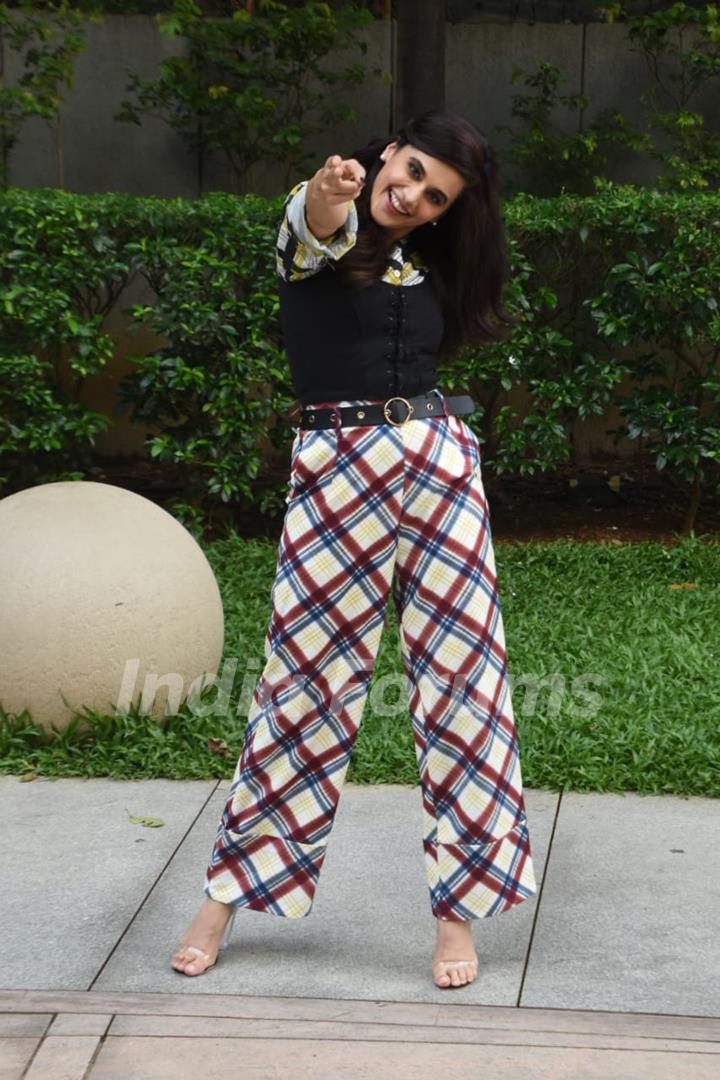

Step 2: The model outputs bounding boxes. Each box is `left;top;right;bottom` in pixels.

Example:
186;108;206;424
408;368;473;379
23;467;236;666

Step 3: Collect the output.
276;155;365;283
304;155;365;241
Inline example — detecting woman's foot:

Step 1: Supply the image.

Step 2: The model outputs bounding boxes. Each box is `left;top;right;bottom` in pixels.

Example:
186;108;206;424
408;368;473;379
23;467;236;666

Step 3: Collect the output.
432;916;478;988
170;897;235;976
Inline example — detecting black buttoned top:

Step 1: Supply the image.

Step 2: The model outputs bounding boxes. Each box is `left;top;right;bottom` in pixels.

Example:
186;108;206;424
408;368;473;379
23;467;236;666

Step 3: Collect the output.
276;181;445;406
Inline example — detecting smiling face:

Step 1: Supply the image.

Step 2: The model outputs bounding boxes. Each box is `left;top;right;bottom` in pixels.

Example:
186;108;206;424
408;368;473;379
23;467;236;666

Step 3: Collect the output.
368;141;467;240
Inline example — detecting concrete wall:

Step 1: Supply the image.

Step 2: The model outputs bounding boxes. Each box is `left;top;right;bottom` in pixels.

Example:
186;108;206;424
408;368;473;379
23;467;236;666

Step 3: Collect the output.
9;16;196;197
10;13;716;195
8;15;391;197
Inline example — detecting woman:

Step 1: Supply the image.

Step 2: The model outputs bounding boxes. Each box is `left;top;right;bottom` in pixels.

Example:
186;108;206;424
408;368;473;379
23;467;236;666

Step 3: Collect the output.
171;110;538;990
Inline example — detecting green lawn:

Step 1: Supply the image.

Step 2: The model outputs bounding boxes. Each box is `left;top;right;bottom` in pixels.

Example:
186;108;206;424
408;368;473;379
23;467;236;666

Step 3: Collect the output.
1;533;718;796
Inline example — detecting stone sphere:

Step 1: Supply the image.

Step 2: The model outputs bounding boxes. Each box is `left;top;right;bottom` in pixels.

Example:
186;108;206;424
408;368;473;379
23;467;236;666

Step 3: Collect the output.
0;481;224;732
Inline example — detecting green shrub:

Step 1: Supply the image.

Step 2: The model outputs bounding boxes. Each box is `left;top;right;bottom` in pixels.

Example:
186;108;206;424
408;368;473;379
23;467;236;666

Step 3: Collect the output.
440;180;720;532
0;187;134;490
116;189;296;519
0;1;89;189
1;182;718;533
115;0;374;192
498;3;720;198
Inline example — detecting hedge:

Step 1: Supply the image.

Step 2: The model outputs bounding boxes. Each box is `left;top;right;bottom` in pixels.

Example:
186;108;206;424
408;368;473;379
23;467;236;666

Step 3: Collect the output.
1;179;718;532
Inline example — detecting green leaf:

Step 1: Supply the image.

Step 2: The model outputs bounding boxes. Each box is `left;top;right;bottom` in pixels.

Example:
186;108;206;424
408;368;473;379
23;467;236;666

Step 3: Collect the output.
126;810;165;828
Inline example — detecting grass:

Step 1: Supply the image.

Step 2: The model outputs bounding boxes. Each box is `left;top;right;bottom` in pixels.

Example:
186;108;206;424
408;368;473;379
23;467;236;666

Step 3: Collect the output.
1;532;718;796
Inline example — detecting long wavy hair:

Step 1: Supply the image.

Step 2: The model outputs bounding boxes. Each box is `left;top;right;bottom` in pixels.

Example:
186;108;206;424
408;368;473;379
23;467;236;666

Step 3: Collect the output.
334;110;518;357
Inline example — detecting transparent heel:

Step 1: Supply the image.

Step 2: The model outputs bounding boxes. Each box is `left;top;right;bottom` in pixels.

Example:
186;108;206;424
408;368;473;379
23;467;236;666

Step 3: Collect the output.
219;906;237;951
171;904;238;977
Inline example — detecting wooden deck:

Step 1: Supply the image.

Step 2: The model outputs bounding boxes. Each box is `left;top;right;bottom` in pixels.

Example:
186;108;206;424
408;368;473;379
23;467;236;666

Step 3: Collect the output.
2;989;719;1078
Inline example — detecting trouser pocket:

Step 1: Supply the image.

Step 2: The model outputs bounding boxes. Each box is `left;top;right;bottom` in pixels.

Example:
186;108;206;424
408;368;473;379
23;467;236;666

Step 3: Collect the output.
285;427;338;504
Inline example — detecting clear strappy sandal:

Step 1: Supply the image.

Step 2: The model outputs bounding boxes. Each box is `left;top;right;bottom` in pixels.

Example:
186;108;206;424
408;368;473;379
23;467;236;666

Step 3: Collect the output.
172;906;237;977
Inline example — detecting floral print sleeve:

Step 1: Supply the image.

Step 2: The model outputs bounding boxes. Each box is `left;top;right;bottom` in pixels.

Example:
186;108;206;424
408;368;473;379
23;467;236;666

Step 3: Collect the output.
276;179;359;282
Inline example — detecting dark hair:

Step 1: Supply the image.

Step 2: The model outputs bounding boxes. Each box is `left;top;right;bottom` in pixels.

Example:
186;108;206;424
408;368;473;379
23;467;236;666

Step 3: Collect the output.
335;110;518;357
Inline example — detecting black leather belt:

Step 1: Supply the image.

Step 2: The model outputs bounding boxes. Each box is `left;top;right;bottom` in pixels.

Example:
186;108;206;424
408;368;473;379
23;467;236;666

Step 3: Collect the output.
298;391;475;430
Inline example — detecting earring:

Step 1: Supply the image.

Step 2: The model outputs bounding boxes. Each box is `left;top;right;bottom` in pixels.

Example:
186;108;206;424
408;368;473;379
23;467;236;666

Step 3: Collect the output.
431;220;438;227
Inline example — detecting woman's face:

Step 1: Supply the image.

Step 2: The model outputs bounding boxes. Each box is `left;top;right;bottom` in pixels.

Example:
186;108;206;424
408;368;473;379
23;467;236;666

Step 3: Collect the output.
369;141;467;240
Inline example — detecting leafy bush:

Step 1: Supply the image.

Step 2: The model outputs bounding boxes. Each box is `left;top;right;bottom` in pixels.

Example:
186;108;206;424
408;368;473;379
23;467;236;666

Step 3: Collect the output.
0;187;134;490
500;2;720;197
440;180;720;532
1;182;718;533
0;0;89;188
115;189;296;520
587;178;720;529
115;0;374;191
496;59;649;197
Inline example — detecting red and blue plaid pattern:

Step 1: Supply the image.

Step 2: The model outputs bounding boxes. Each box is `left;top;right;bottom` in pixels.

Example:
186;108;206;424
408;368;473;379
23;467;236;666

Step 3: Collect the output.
204;389;537;920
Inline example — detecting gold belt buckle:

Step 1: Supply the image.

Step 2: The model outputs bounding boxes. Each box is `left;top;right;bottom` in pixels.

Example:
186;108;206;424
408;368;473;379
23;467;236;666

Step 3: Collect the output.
383;396;415;426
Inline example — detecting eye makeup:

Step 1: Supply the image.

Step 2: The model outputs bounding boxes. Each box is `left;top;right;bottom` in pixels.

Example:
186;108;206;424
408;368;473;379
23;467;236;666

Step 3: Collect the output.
408;156;448;206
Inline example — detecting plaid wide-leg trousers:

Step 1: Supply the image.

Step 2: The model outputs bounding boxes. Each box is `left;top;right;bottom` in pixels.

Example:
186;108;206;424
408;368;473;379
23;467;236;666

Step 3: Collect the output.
204;388;537;920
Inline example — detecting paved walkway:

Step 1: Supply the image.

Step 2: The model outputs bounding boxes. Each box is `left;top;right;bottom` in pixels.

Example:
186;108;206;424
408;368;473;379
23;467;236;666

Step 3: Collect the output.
1;777;719;1077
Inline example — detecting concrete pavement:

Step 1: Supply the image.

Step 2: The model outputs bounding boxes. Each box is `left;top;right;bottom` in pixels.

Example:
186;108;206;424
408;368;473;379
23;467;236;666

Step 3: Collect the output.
1;776;719;1076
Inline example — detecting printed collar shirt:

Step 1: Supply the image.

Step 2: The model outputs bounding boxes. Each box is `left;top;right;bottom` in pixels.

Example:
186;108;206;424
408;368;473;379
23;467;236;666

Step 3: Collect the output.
276;180;445;406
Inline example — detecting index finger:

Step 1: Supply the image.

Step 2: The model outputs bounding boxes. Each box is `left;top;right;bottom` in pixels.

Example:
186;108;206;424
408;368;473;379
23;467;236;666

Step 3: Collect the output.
339;158;366;184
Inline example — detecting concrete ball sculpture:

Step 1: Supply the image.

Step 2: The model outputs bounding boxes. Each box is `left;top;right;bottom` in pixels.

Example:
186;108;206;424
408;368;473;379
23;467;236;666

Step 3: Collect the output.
0;481;225;733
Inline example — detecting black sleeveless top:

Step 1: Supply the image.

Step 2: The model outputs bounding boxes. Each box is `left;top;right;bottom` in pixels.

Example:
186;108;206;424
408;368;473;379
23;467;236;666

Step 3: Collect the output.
275;181;445;406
